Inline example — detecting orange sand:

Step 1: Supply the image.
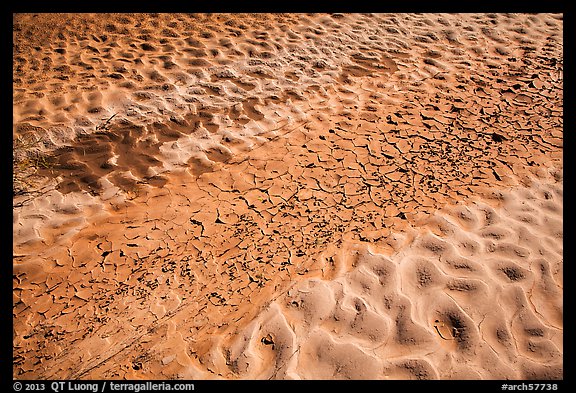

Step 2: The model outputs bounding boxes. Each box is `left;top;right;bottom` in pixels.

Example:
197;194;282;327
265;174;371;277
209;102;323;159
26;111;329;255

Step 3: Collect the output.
13;13;562;380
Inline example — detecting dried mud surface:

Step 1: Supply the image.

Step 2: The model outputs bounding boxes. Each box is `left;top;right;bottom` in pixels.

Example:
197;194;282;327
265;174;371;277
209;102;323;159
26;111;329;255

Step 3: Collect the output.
13;13;563;380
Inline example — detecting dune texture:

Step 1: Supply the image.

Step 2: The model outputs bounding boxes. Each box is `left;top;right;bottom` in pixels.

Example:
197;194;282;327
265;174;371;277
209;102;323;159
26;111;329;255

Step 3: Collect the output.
13;13;563;380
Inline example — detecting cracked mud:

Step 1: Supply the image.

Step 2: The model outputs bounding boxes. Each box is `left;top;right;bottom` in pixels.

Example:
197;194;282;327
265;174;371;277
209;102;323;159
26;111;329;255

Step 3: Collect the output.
13;13;562;379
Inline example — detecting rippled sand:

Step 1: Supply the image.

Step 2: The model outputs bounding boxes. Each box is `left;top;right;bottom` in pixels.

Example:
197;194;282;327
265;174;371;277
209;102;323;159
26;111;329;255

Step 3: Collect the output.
13;13;562;379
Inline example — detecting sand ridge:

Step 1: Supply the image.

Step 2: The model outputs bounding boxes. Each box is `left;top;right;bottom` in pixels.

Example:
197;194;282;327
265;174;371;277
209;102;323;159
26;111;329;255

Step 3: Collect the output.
13;13;562;379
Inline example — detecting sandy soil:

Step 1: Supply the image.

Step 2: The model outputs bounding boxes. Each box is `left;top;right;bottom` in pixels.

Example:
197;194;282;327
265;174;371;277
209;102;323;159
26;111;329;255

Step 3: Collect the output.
13;13;563;380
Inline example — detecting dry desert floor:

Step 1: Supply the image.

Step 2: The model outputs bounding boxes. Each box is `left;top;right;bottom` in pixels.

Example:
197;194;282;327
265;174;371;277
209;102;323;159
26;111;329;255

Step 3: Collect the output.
13;13;563;380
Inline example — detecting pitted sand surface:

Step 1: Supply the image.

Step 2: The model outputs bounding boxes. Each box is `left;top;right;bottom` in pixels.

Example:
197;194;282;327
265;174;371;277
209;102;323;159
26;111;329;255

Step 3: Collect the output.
13;13;562;379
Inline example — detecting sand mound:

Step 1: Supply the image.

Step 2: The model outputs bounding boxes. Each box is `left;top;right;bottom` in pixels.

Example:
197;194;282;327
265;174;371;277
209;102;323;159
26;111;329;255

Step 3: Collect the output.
13;13;562;380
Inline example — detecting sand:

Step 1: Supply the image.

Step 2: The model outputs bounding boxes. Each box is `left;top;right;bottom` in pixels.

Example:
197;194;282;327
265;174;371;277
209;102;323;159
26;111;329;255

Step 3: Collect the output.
13;13;563;380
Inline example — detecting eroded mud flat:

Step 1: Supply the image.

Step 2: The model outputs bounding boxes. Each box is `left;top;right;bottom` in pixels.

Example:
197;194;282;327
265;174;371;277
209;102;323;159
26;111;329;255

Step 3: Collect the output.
13;13;562;379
